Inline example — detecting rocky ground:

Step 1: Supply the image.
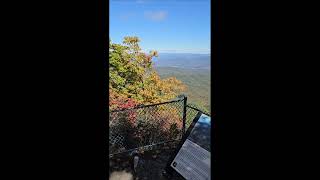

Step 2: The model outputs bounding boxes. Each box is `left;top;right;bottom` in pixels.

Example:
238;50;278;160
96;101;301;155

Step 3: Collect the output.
109;141;184;180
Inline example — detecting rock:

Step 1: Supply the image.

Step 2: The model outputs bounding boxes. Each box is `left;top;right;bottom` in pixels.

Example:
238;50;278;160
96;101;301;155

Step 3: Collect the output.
109;170;133;180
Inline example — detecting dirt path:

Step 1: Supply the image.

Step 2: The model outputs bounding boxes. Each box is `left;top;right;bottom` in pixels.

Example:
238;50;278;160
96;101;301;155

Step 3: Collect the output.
109;142;184;180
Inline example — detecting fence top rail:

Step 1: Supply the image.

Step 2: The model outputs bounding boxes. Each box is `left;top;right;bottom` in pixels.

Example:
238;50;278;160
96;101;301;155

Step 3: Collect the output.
186;104;211;116
110;98;185;113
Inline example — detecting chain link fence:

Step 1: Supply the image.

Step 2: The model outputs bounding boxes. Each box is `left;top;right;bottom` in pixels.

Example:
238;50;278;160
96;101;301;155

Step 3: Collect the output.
185;103;211;130
109;98;186;156
109;96;210;156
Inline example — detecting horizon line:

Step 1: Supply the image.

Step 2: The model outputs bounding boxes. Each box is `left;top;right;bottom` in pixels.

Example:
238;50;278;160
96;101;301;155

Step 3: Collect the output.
144;49;211;54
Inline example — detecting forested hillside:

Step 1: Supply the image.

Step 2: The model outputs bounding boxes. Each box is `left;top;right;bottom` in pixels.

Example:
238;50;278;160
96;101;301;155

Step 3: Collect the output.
109;36;211;113
156;67;210;112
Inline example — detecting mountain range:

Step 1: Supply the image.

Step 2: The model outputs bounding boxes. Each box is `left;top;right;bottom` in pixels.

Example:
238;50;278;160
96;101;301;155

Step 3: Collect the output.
152;53;210;70
153;53;211;111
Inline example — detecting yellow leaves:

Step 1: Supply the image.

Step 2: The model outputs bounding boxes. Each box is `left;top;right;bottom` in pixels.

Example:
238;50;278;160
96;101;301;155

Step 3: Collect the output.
109;36;187;106
123;36;140;44
149;50;158;57
138;73;185;104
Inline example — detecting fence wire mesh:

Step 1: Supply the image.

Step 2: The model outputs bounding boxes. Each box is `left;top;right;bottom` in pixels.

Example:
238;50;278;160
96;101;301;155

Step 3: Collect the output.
109;96;211;156
185;103;211;130
109;99;186;155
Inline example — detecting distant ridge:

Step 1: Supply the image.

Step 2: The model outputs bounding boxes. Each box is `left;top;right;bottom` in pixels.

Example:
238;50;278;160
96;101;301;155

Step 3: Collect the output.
152;53;211;70
157;52;210;55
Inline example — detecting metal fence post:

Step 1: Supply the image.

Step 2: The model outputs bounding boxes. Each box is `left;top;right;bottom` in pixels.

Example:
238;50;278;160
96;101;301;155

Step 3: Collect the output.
182;95;187;135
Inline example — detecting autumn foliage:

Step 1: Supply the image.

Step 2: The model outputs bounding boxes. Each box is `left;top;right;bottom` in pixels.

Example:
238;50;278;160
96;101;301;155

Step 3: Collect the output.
109;37;186;150
109;36;186;111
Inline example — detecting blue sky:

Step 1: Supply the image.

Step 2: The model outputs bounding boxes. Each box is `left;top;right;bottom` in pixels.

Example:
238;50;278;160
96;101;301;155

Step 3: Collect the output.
110;0;210;54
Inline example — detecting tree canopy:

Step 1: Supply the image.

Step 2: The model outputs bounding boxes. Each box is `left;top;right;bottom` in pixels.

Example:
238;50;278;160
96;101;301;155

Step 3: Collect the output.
109;36;186;110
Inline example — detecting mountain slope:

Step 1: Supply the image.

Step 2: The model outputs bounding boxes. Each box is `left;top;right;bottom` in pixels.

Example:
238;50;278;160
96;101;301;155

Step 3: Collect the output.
156;67;211;111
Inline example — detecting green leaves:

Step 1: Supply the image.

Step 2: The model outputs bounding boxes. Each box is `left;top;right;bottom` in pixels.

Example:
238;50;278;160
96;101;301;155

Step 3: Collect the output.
109;36;186;108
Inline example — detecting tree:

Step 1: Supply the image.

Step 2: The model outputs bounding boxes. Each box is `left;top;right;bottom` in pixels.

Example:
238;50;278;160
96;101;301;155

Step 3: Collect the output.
109;36;186;110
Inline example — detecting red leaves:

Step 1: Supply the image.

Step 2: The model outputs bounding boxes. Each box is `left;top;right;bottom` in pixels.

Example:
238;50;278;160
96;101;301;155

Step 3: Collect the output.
110;97;138;125
110;95;138;110
118;98;137;109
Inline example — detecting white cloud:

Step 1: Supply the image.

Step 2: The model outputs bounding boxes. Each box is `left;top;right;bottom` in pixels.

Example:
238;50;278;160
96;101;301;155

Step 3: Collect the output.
144;11;168;21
